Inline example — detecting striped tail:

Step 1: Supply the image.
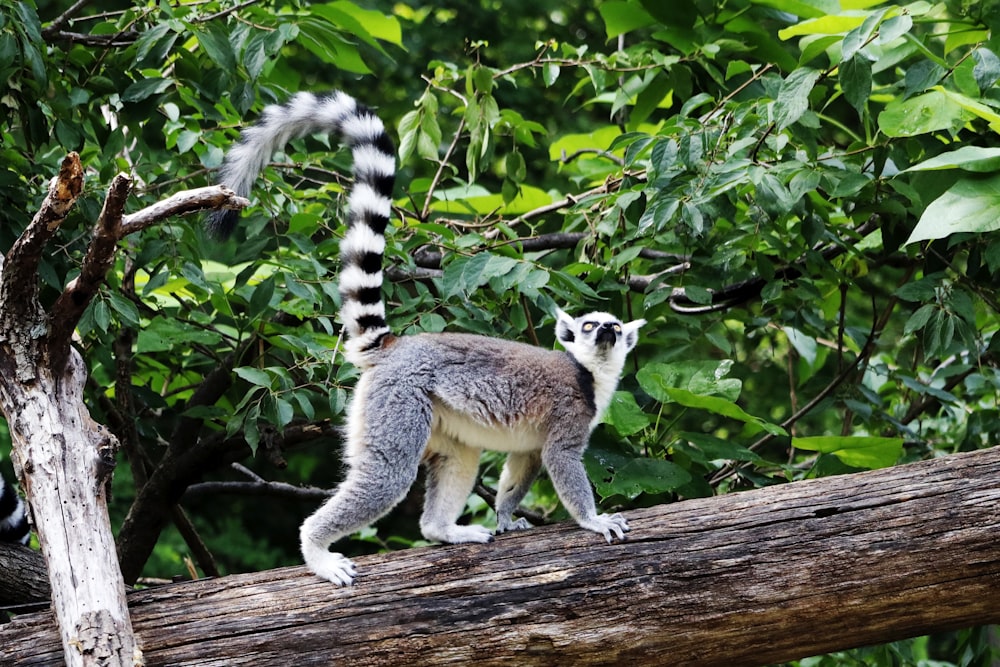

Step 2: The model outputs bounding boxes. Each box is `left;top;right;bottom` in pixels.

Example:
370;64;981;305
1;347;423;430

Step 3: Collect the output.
208;91;397;365
0;477;30;545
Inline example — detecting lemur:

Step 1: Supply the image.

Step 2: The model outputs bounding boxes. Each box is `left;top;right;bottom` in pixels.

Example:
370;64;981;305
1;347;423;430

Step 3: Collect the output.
210;91;645;586
0;477;30;546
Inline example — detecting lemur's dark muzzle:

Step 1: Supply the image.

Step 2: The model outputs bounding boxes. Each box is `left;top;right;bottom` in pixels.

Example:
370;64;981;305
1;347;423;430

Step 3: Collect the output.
596;322;618;345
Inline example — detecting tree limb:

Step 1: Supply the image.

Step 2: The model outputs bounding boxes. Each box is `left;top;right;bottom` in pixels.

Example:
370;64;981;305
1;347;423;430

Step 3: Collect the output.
0;542;50;608
48;172;132;367
3;446;999;666
118;185;249;237
0;153;83;364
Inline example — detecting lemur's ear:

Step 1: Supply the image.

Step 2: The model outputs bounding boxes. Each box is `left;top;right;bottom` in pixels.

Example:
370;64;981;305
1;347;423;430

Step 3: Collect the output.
622;318;646;352
555;308;576;344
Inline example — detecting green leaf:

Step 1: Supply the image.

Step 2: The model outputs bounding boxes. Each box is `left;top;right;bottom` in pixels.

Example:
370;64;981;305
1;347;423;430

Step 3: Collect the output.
542;62;560;86
273;397;295;429
297;17;371;74
234;367;273;388
877;90;967;137
903;303;936;335
775;67;820;129
587;448;691;500
122;77;173;103
243;32;268;80
937;88;1000;132
841;8;886;62
323;1;402;47
877;14;912;44
137;319;224;353
778;14;865;40
664;387;786;435
751;0;838;20
133;23;176;68
904;146;1000;173
840;53;871;116
793;436;903;469
906;174;1000;245
612;458;692;498
106;292;141;327
604;391;651;436
972;47;1000;91
249;277;276;319
196;25;236;71
678;432;765;464
903;60;946;98
599;0;657;40
894;273;941;302
637;363;786;436
637;361;742;402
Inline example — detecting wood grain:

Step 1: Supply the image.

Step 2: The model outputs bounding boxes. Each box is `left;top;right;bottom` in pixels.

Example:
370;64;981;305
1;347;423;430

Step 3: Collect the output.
2;446;998;666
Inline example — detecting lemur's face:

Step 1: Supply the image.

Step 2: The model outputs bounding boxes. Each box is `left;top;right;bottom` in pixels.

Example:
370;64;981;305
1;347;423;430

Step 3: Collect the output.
555;309;645;368
580;316;626;348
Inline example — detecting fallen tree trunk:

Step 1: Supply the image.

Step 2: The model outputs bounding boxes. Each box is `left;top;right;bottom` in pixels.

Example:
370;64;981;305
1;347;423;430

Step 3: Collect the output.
0;542;49;608
2;446;998;666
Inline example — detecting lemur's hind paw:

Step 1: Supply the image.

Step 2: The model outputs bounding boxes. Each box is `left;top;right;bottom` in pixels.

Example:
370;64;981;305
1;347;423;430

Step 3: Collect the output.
495;516;534;534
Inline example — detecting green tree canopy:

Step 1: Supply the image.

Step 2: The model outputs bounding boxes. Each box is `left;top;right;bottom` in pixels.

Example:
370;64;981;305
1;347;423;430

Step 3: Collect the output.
2;0;998;662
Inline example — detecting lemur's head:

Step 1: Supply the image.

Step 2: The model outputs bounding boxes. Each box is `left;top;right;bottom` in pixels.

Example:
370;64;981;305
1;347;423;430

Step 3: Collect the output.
555;309;645;371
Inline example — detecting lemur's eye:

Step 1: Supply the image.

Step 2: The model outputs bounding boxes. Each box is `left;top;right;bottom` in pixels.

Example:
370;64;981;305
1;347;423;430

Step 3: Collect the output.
582;322;596;332
613;323;622;333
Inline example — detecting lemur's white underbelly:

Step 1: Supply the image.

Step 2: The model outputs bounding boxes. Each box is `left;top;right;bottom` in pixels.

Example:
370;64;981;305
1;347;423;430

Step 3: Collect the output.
429;401;545;453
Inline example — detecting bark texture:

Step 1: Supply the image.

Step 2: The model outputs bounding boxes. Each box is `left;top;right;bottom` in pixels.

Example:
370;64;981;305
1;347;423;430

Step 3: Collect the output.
2;446;998;667
0;153;248;666
0;542;49;608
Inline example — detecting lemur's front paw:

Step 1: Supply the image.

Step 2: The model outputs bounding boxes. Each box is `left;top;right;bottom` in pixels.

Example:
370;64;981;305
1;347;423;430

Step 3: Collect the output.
310;552;357;586
581;512;630;543
495;516;534;534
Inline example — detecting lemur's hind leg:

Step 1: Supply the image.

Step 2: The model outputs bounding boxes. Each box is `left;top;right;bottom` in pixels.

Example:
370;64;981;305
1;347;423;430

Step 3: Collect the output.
420;435;492;544
300;383;431;585
494;450;542;533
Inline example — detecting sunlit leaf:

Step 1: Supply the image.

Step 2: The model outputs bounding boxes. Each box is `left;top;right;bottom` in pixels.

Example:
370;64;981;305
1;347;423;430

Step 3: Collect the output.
793;436;903;469
906;174;1000;245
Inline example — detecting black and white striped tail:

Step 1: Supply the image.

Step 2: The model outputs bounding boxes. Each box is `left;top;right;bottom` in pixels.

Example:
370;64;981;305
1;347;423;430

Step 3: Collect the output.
208;91;397;364
0;477;30;546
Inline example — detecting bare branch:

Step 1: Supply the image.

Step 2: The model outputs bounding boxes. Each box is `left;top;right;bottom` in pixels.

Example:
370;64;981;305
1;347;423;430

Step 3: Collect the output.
0;153;84;305
120;186;249;237
48;172;132;362
184;480;333;502
44;0;93;32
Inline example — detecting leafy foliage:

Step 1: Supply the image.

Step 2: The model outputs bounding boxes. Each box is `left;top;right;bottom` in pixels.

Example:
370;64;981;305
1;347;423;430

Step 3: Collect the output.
2;0;1000;662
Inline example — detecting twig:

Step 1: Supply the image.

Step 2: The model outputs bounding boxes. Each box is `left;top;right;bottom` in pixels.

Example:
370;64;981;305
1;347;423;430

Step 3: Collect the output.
45;0;93;32
421;116;466;221
48;172;132;370
183;480;333;501
171;504;221;578
120;185;249;236
474;483;549;526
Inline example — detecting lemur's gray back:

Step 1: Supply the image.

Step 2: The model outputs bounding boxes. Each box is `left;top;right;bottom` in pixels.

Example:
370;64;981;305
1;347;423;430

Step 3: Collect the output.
209;91;397;363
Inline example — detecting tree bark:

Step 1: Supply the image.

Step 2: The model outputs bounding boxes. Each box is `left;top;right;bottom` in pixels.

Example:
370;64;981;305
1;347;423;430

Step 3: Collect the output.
0;153;249;666
0;542;49;608
2;446;998;666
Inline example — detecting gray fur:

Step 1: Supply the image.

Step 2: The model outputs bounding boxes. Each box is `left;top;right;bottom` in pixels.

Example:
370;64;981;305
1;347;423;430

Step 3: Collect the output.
301;317;644;586
210;90;645;586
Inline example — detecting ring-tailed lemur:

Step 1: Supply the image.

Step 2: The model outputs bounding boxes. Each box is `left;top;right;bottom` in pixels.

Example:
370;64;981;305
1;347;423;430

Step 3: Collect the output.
211;91;646;585
0;477;30;546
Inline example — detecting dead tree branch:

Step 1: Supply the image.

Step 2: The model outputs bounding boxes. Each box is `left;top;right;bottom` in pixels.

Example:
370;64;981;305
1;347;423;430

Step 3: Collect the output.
3;446;998;666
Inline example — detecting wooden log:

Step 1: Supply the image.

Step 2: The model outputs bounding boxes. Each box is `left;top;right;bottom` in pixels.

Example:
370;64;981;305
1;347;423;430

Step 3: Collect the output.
0;542;49;607
2;446;998;666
